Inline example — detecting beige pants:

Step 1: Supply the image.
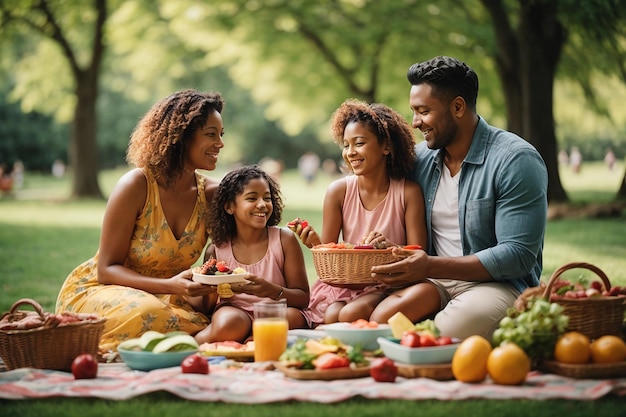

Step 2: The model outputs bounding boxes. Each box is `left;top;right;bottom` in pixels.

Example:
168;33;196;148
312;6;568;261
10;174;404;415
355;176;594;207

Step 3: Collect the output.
430;279;520;340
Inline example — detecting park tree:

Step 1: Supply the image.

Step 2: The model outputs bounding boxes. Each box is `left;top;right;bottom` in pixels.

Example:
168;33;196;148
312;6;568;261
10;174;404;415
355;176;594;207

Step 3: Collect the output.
0;0;108;198
479;0;626;201
173;0;626;203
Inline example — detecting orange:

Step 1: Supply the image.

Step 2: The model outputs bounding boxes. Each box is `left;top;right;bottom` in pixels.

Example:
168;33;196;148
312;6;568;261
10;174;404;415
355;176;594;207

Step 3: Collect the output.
590;335;626;363
451;335;492;383
554;332;591;364
487;342;530;385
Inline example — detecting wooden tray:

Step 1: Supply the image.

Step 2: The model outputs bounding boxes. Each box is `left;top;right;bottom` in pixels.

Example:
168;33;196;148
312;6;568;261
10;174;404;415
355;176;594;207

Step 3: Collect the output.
274;362;371;380
199;341;255;361
396;362;454;380
542;360;626;379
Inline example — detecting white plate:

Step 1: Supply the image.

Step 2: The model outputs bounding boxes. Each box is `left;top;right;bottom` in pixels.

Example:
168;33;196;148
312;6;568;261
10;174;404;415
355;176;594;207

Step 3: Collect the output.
192;272;249;285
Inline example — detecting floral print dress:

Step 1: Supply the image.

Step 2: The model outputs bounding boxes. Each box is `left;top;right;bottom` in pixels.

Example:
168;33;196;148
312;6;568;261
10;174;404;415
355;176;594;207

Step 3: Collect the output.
55;170;211;354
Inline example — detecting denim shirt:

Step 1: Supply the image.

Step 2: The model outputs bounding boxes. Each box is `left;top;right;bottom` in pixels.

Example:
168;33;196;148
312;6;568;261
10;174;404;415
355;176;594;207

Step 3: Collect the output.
410;117;548;293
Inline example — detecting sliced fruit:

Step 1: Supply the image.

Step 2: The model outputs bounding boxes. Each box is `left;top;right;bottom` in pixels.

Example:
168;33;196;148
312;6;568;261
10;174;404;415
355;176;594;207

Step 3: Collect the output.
152;334;199;353
388;312;415;339
117;337;142;351
139;330;166;351
305;339;340;355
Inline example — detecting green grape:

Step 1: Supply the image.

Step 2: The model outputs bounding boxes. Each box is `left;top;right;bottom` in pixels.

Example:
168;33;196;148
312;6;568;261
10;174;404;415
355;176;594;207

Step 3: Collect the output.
492;296;570;363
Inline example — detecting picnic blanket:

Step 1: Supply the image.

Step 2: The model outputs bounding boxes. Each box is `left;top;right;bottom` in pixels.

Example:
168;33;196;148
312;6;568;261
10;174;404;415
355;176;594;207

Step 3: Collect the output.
1;362;625;403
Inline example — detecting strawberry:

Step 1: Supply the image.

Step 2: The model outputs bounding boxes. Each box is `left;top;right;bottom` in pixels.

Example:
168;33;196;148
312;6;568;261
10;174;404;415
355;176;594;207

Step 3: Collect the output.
216;261;230;273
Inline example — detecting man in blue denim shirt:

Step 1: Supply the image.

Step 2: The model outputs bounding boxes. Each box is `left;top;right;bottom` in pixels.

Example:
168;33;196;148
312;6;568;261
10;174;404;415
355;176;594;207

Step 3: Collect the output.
372;56;548;339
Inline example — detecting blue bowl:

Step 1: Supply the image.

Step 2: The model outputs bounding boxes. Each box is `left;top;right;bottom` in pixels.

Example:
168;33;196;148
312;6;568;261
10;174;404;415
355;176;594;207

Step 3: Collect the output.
377;337;460;364
117;347;198;371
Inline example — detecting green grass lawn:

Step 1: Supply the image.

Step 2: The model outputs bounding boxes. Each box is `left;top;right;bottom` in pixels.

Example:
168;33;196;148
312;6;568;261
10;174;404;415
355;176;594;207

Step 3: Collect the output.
1;162;625;416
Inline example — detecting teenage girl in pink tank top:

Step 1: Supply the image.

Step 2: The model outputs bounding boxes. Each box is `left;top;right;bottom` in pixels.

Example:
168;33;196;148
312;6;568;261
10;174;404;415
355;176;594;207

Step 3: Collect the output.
194;165;310;344
297;99;437;327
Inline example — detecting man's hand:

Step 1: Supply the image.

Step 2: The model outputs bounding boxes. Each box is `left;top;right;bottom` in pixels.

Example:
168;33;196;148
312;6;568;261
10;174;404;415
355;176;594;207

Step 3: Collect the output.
371;247;429;285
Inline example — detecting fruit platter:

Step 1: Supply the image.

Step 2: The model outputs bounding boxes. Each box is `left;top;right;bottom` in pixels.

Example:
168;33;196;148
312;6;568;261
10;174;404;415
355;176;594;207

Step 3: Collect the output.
274;336;371;380
199;340;256;360
192;258;249;285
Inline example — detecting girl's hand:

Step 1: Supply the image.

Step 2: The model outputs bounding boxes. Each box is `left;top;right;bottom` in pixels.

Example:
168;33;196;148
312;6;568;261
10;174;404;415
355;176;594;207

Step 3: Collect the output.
299;224;322;248
232;275;282;299
362;230;389;248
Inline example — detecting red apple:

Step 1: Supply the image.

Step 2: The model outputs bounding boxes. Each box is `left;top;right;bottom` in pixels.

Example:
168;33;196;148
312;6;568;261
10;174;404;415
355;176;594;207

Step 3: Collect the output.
71;353;98;379
181;353;209;374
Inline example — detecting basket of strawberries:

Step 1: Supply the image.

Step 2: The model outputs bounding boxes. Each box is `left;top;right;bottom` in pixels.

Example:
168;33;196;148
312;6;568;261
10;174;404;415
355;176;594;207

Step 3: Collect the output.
542;262;626;340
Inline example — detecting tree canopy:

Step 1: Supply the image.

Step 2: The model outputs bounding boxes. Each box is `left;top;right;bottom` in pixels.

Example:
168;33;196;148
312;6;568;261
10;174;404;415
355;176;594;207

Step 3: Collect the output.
1;0;625;201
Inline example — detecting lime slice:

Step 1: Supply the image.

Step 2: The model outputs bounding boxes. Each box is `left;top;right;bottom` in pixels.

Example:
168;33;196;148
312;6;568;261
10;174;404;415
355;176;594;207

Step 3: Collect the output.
152;334;199;353
164;331;188;338
118;337;142;351
139;330;167;351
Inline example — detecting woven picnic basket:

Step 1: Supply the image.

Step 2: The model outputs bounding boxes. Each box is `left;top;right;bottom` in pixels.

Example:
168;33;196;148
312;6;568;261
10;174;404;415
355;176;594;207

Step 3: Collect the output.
542;262;625;340
311;247;397;288
0;298;106;371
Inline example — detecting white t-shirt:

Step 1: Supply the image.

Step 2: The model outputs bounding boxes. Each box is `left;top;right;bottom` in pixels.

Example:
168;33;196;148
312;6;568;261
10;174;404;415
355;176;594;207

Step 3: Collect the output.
431;165;462;257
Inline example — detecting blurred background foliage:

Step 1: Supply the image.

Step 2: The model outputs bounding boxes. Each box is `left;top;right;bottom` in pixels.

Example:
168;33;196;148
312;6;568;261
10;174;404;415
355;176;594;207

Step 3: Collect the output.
0;0;624;194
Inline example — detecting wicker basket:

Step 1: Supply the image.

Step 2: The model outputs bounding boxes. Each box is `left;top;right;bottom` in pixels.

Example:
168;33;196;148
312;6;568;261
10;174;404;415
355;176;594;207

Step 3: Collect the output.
311;247;397;288
542;262;625;340
541;360;626;379
0;298;106;371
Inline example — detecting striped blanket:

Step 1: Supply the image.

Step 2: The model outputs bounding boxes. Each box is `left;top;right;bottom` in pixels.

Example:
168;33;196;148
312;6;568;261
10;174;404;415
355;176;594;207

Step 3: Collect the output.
1;362;624;402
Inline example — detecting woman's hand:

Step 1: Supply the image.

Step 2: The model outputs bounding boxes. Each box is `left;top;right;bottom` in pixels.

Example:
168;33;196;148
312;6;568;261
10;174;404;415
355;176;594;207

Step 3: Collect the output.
371;247;428;285
173;269;218;297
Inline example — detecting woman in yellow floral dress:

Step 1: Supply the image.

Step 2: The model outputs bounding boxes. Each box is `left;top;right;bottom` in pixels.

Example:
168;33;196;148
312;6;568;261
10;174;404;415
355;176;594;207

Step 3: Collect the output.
56;89;225;355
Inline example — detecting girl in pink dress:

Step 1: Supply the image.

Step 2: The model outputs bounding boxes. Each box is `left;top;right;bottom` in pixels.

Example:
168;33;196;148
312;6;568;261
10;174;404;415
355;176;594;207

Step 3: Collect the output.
194;165;310;343
298;99;438;327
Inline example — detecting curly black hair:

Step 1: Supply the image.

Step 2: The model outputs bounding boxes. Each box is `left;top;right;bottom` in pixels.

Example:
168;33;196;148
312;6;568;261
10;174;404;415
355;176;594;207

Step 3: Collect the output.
126;89;225;187
329;98;417;179
209;165;284;247
407;56;479;112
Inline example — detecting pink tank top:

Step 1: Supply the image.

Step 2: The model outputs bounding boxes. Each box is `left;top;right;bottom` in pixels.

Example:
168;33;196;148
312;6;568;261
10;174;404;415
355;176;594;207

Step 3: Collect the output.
214;226;285;313
340;175;407;245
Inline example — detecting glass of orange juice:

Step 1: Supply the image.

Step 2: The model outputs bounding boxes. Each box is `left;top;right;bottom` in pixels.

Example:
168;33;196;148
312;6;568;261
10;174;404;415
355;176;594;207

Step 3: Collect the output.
253;299;288;362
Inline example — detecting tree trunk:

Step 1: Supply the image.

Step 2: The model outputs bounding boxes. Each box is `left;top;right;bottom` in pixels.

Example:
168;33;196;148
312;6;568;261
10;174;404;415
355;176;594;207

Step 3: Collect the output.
518;1;568;203
67;0;106;199
482;0;569;203
70;70;103;199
